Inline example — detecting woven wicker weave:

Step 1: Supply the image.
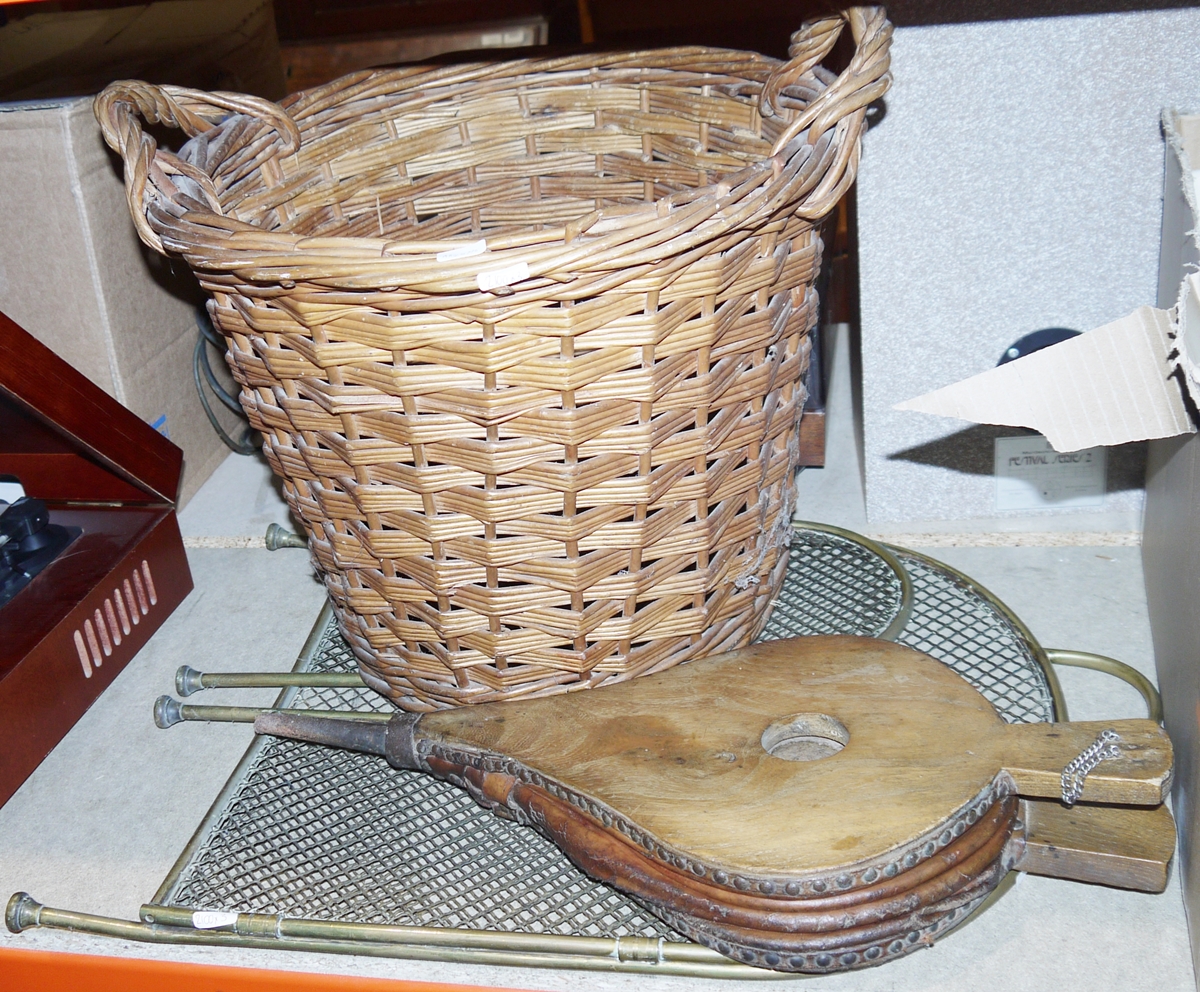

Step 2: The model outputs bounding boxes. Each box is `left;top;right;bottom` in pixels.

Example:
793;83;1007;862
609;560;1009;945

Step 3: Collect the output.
96;8;891;710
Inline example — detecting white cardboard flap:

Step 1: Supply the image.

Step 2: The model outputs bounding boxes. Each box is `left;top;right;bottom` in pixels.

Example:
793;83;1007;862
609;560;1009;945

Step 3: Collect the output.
895;306;1195;452
1177;271;1200;394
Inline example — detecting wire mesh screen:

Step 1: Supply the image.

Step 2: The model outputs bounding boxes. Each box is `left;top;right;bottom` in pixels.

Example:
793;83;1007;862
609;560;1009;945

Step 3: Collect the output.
759;529;903;639
181;738;673;935
892;550;1054;725
159;529;1054;939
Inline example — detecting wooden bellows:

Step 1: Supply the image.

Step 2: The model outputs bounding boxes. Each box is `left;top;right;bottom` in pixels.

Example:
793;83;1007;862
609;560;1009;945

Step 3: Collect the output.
256;636;1175;973
95;10;892;710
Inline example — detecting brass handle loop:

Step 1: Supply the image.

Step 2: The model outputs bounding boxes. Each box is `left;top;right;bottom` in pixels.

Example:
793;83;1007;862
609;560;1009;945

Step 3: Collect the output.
1045;648;1164;725
94;81;301;254
761;6;892;219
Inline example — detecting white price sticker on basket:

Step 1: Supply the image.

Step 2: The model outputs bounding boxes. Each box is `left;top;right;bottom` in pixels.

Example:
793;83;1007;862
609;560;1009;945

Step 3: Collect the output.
192;910;239;929
436;240;487;262
477;261;530;291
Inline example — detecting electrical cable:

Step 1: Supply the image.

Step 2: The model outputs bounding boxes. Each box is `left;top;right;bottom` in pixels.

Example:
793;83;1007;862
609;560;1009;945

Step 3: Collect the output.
193;307;259;455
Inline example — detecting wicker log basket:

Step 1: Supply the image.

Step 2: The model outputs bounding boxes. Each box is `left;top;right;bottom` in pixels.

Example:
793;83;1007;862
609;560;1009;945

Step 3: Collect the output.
96;8;891;710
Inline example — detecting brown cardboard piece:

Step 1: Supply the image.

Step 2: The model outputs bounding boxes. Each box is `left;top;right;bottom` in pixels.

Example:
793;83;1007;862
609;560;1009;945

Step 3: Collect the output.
0;97;245;507
894;305;1193;451
895;105;1200;455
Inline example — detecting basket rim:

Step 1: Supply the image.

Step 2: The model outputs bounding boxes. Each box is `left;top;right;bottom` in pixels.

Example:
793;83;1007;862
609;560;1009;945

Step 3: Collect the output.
255;49;798;253
98;8;892;300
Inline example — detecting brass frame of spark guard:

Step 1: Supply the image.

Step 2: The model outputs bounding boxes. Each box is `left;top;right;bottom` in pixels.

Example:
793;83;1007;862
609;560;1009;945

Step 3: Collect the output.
4;893;781;980
132;527;1021;971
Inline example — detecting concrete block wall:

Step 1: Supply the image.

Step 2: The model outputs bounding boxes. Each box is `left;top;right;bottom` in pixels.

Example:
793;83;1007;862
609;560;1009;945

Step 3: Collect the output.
857;8;1200;529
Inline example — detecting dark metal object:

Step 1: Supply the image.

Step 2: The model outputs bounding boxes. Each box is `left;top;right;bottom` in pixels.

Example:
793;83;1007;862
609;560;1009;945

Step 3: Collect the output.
0;496;81;610
193;307;258;456
998;327;1081;366
254;710;416;762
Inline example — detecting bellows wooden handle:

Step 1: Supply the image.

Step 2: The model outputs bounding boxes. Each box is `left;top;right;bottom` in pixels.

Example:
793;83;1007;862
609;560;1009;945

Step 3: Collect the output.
998;719;1172;806
1014;800;1176;893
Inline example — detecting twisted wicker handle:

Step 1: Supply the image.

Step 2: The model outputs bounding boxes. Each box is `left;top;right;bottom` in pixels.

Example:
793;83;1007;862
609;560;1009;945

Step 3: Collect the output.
761;6;891;217
94;81;300;254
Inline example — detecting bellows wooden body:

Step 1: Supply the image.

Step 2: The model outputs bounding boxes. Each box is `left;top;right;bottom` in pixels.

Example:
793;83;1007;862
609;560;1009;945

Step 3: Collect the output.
95;9;892;710
256;635;1176;973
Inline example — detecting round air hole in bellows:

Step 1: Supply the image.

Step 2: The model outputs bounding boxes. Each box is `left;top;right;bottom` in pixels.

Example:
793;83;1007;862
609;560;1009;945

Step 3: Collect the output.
761;713;850;762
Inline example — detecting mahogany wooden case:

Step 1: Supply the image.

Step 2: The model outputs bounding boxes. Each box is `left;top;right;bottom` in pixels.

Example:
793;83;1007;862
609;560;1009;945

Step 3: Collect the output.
0;310;192;808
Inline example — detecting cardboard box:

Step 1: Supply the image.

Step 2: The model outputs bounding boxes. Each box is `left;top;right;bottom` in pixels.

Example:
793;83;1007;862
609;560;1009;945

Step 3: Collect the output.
0;96;247;507
1144;111;1200;988
893;109;1200;986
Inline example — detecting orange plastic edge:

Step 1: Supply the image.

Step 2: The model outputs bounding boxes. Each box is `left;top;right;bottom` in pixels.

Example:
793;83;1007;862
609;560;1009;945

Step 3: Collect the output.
0;946;526;992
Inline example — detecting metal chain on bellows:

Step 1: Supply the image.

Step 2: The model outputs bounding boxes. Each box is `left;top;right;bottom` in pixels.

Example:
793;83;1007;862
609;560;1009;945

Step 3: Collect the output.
1060;729;1122;805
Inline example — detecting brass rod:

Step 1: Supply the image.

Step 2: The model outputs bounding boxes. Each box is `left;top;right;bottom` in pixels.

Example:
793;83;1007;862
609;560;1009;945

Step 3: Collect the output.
1045;648;1163;724
151;603;340;906
264;523;307;550
140;904;719;959
6;894;784;980
153;696;391;729
176;665;365;696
